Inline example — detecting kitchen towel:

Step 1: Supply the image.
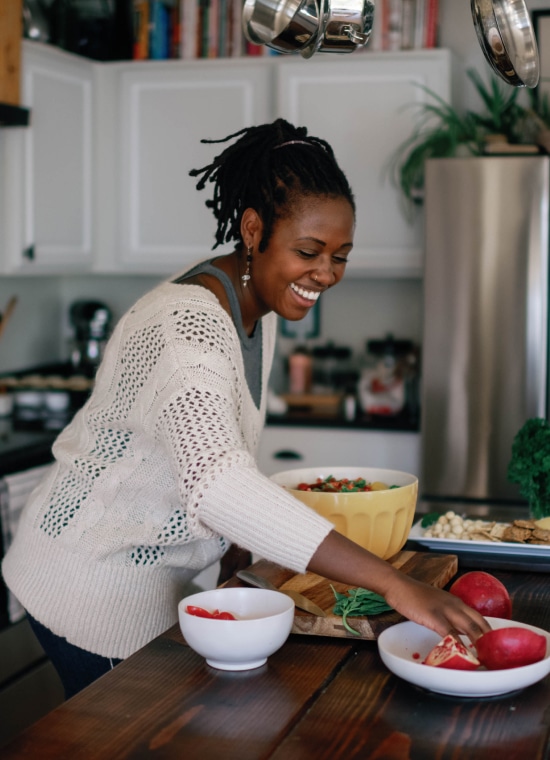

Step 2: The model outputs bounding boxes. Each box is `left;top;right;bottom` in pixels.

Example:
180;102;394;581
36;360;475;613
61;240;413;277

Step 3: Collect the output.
0;464;52;623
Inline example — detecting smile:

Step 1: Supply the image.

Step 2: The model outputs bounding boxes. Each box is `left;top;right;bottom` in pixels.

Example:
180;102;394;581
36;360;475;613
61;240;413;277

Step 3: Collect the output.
290;283;320;301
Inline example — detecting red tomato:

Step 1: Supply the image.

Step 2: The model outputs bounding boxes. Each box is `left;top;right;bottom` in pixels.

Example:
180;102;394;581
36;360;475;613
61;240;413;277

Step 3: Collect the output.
212;611;237;620
186;605;215;618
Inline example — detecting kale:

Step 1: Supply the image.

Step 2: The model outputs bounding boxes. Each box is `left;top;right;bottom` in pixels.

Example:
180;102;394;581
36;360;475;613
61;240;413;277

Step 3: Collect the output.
507;418;550;519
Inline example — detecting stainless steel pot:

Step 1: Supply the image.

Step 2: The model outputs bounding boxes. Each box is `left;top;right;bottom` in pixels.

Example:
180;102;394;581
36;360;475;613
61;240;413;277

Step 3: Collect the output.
471;0;539;88
243;0;373;55
301;0;374;58
243;0;320;53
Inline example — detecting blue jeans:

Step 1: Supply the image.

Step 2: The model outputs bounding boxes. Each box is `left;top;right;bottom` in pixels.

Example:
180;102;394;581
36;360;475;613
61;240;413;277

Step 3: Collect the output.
26;614;123;699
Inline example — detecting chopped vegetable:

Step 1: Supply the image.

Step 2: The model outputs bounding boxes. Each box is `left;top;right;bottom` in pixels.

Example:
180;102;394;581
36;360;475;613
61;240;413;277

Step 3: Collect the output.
185;605;236;620
331;585;393;636
507;418;550;519
296;475;396;493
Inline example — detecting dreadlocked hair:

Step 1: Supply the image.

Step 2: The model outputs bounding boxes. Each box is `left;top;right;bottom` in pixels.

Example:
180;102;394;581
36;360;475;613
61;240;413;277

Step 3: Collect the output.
189;118;355;251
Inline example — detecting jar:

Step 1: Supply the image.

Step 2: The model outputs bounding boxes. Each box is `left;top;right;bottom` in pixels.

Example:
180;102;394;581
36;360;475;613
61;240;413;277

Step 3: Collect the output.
288;346;312;394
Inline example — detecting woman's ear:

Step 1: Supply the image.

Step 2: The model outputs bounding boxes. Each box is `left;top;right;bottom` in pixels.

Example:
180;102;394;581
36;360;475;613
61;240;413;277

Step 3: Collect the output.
240;208;263;249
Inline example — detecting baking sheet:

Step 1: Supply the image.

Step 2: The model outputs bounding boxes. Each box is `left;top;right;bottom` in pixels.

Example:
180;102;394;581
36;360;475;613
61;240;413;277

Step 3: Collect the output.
409;520;550;559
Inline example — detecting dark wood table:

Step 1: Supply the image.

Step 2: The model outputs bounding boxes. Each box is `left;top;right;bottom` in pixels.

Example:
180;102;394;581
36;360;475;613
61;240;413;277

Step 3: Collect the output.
3;560;550;759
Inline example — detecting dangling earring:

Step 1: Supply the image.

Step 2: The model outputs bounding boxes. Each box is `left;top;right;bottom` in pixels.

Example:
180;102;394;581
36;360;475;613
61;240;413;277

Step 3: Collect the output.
242;245;252;286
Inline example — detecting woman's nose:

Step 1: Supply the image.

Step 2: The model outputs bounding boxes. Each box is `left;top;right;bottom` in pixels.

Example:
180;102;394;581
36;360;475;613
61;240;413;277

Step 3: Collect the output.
312;261;336;286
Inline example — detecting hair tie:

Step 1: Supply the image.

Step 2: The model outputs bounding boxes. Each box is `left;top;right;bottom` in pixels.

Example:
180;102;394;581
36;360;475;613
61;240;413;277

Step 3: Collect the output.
273;140;314;150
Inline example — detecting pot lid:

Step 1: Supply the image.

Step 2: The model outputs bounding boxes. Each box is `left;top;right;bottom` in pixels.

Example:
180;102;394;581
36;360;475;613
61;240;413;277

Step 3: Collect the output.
471;0;539;88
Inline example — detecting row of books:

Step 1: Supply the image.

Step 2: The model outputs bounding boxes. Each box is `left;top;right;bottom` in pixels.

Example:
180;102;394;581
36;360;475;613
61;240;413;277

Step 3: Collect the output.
368;0;440;52
132;0;440;61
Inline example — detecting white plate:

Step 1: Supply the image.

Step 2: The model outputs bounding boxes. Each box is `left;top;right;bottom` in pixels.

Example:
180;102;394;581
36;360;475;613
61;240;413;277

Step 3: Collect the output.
409;519;550;558
378;617;550;697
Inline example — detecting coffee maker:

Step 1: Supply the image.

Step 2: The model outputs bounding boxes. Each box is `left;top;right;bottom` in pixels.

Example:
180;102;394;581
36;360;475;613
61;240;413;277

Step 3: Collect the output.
69;300;112;377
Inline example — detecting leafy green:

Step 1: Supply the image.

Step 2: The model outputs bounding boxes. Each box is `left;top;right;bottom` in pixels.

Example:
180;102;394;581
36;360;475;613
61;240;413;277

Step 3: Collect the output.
421;512;440;528
507;418;550;519
331;585;393;636
388;67;537;208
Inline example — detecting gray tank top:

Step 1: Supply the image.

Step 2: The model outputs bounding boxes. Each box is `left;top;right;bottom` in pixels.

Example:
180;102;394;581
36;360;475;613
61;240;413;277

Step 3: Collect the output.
173;260;263;408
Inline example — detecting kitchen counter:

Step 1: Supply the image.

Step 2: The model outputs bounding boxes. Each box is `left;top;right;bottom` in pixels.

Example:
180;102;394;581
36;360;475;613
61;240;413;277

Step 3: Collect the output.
0;425;56;478
3;558;550;759
266;408;419;431
0;411;419;479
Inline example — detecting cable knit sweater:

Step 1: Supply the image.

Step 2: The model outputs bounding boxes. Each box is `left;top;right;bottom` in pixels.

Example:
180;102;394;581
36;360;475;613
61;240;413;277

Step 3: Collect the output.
2;277;333;658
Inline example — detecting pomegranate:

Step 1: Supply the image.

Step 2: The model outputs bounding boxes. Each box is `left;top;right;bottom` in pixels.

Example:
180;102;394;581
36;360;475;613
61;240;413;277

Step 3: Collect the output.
476;627;547;670
449;571;512;619
423;634;480;670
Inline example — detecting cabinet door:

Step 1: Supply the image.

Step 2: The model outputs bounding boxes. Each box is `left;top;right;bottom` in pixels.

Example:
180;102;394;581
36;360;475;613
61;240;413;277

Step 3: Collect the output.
114;60;274;273
276;50;452;277
0;42;94;274
258;426;421;476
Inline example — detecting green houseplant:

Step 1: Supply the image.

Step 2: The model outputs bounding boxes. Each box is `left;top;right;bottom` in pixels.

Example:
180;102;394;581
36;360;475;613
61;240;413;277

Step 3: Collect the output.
390;68;537;206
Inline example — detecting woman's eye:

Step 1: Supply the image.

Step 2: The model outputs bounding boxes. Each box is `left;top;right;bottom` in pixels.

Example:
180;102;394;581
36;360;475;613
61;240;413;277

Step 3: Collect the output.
297;250;317;259
333;256;349;264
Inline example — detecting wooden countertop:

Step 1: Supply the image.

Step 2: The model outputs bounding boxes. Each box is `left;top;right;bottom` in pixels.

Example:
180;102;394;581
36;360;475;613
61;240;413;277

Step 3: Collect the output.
3;561;550;759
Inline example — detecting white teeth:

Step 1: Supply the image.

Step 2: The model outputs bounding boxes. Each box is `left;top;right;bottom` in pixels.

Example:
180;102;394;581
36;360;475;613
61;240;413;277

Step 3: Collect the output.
290;283;320;301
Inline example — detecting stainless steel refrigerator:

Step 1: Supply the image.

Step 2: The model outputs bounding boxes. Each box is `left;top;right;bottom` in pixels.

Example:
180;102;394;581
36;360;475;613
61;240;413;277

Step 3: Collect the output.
421;156;549;508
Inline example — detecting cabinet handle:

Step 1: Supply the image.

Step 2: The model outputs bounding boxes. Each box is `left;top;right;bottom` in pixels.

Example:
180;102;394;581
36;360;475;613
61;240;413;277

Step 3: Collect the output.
273;450;303;460
23;244;35;260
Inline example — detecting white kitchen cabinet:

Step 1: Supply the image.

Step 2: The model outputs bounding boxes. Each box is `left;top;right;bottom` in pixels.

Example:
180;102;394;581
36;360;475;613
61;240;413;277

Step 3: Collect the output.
108;59;275;274
276;50;452;277
0;45;451;277
258;425;421;477
106;49;450;276
0;42;94;274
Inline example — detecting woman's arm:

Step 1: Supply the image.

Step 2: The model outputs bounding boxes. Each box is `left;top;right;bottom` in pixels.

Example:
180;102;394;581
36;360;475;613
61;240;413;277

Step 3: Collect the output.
307;529;491;643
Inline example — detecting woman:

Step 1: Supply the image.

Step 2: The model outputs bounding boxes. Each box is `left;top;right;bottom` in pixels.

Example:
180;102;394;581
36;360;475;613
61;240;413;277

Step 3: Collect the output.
2;119;489;698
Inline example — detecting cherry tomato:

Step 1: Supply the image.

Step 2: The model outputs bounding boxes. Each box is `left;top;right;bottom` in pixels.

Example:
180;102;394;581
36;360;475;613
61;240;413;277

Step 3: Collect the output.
212;611;237;620
185;605;237;620
185;605;215;618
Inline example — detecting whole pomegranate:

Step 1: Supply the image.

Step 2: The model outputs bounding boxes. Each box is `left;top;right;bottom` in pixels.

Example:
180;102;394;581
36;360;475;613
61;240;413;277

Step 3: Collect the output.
476;627;547;670
449;571;512;619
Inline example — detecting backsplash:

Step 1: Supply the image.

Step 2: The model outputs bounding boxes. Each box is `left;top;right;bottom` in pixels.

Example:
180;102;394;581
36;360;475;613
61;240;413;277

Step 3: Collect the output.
0;273;423;379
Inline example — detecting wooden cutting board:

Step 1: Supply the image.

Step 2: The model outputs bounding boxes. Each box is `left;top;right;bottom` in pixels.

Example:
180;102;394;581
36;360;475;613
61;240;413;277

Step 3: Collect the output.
230;551;458;640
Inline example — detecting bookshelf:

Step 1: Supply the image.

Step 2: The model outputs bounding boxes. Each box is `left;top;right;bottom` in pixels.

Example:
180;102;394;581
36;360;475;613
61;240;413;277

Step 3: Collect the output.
131;0;440;62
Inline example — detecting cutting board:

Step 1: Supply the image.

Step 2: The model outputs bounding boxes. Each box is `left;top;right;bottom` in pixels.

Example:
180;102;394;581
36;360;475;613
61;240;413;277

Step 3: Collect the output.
231;551;458;640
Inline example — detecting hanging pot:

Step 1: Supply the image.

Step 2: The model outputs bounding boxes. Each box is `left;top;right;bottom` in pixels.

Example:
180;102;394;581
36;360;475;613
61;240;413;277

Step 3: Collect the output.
300;0;374;58
471;0;539;88
243;0;320;53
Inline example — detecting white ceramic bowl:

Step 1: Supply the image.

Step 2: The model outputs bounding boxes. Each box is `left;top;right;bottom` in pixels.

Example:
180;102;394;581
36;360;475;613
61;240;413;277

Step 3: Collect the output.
178;587;295;671
270;466;418;559
378;617;550;697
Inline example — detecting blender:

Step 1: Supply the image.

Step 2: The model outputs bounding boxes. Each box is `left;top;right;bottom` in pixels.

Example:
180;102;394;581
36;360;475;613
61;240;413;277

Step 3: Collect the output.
69;300;112;377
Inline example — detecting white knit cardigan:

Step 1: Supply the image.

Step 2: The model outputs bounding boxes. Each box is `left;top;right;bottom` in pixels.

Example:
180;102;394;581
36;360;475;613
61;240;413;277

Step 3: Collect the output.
3;279;333;658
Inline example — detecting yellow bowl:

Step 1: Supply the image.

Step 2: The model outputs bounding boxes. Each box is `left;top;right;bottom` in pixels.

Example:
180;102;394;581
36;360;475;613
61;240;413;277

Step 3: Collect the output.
270;466;418;560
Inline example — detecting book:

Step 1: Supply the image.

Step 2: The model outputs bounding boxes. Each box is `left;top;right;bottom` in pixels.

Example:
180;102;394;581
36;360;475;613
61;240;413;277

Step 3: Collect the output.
401;0;415;50
181;0;199;58
133;1;150;60
424;0;439;48
387;0;403;51
230;0;244;57
413;0;426;49
150;0;170;59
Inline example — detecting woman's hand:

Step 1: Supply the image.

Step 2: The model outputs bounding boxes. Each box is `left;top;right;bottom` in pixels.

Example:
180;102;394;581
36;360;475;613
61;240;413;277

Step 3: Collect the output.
382;573;491;644
307;529;491;644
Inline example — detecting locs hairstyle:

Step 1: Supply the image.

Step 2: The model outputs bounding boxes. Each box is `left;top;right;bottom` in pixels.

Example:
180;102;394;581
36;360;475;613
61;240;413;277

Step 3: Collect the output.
189;118;355;251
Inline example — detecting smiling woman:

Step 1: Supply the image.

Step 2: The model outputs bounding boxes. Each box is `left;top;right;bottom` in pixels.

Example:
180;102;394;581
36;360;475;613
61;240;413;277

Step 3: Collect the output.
2;118;489;700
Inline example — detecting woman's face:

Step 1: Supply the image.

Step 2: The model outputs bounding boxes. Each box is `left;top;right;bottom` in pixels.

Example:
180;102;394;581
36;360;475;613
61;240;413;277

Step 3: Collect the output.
244;195;355;322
